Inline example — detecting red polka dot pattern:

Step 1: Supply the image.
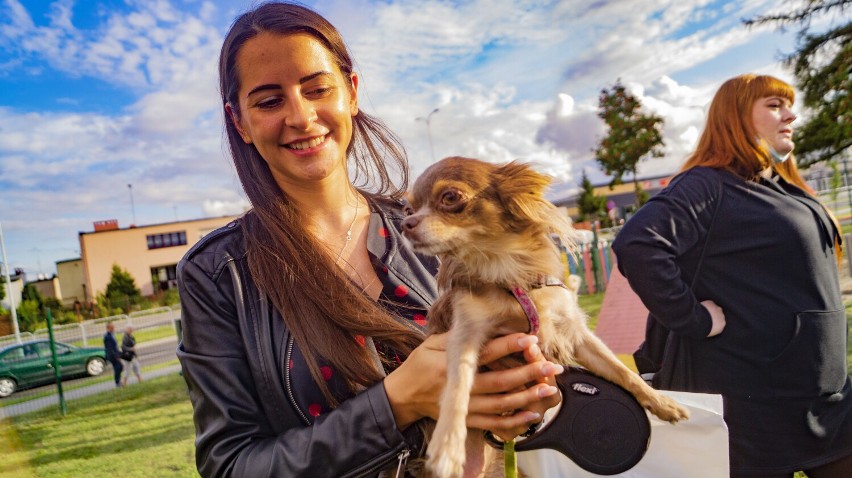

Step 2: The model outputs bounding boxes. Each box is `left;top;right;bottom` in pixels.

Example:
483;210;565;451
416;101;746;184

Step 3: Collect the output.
355;335;366;347
413;314;427;326
379;227;389;237
321;366;333;381
308;403;322;417
394;285;408;297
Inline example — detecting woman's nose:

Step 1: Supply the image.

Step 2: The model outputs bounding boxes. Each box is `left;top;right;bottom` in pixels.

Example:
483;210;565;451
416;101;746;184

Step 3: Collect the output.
285;97;316;129
784;108;797;123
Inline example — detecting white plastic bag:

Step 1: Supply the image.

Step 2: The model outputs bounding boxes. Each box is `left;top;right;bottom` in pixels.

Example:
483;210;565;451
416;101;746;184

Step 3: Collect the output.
517;391;728;477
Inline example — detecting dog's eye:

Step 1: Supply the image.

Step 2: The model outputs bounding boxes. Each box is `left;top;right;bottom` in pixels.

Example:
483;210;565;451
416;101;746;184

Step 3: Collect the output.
403;205;414;216
440;189;463;208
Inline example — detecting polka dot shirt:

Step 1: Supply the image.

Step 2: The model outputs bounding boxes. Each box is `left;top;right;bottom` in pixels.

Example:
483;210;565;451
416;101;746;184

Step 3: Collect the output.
288;206;431;422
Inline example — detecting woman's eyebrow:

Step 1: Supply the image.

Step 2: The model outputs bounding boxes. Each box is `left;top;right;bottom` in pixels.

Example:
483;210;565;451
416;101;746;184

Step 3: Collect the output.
245;71;334;98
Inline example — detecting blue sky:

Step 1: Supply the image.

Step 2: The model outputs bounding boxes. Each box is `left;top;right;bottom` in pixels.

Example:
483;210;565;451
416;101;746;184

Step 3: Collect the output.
0;0;822;277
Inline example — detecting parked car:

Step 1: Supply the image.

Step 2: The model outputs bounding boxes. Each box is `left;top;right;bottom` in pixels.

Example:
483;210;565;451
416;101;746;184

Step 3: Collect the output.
0;339;107;398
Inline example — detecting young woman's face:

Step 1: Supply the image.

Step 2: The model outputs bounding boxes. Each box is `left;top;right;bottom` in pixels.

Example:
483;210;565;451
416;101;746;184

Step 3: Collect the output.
230;32;358;188
751;95;796;156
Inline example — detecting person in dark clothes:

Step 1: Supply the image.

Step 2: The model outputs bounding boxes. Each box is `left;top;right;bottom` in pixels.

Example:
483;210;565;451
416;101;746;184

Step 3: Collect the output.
612;74;852;477
103;321;123;387
175;3;563;477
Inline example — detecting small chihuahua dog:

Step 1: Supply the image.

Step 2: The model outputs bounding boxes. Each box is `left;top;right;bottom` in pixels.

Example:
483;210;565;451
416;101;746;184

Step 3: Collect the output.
402;157;688;478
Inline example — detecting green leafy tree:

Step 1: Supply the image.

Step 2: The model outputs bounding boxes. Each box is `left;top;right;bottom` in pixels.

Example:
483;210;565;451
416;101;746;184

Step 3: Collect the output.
595;81;664;207
16;284;45;332
104;264;142;312
577;172;611;227
745;1;851;166
16;299;42;332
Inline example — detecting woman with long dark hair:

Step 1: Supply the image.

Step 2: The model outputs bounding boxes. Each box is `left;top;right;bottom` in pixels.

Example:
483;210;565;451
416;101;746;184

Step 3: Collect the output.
176;2;562;476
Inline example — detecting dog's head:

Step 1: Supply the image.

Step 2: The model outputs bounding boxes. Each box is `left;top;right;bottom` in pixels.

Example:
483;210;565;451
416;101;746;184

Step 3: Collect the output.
402;157;575;267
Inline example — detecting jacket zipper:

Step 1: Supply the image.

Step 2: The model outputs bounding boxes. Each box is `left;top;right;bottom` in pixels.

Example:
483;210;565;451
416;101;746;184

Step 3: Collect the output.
284;336;311;425
346;446;410;478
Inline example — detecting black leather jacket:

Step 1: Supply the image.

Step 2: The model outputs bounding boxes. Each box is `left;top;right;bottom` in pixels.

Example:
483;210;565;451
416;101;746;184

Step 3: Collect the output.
177;197;439;477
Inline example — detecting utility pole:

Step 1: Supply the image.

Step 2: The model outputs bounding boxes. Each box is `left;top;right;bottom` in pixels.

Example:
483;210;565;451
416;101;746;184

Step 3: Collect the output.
128;183;137;225
416;108;440;162
0;222;21;344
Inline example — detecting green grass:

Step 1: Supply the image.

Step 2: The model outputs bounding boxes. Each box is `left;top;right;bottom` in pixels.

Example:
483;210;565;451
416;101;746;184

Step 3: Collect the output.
0;373;199;478
578;291;605;331
0;360;181;408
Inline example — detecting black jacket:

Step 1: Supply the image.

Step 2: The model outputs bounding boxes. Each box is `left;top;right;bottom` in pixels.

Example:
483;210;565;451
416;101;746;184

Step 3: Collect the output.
177;197;439;478
613;167;852;473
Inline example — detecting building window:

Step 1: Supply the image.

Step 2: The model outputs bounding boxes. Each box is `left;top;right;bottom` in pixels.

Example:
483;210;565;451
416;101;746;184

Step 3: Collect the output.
146;231;187;250
151;265;179;291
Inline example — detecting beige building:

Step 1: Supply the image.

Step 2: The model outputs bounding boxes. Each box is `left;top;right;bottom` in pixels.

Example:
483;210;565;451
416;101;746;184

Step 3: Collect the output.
56;258;85;306
78;216;238;302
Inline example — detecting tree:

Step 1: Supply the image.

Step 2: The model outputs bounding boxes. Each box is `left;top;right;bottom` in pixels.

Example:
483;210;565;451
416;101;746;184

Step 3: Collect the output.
745;1;851;166
576;172;611;227
595;81;665;207
104;264;141;311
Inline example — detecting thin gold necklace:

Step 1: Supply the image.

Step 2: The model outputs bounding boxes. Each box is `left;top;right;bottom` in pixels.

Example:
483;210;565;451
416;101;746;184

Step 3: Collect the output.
335;198;360;264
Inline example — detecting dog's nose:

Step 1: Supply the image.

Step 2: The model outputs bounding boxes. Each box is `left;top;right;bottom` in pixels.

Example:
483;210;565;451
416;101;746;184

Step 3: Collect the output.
402;215;420;231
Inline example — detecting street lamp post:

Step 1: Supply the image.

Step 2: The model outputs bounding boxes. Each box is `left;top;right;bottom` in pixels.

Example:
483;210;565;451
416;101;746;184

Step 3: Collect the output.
416;108;440;162
0;222;22;344
128;183;137;226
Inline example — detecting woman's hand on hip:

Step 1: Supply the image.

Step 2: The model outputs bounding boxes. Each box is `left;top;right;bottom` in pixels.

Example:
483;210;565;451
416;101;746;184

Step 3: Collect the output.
702;300;726;337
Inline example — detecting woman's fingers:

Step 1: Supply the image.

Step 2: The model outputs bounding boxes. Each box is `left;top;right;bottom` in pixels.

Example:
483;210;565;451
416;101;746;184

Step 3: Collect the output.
472;360;563;395
478;333;537;364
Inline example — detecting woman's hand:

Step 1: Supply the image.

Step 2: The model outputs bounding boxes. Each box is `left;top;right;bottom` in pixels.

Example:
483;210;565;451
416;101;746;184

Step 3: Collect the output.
384;332;563;440
470;333;562;441
702;300;726;337
385;333;450;429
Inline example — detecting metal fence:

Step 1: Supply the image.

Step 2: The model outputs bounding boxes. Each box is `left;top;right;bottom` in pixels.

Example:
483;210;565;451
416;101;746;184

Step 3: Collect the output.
0;305;183;419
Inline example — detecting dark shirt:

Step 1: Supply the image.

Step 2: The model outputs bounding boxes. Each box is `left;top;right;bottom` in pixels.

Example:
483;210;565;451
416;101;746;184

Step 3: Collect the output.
104;331;120;361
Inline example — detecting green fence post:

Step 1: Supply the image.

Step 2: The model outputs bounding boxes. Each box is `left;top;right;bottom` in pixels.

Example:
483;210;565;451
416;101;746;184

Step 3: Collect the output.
46;308;67;416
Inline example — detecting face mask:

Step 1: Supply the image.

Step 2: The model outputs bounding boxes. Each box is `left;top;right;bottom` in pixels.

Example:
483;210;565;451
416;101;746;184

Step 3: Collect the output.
756;137;791;164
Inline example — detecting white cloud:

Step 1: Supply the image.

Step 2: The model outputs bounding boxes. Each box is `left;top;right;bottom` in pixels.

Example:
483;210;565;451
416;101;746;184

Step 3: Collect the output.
0;0;804;273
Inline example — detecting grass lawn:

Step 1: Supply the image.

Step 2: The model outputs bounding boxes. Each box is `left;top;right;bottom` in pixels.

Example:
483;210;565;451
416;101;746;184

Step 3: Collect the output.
0;373;200;478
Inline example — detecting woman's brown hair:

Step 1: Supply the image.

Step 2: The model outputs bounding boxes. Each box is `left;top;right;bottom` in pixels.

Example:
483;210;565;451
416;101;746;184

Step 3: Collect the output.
220;1;422;405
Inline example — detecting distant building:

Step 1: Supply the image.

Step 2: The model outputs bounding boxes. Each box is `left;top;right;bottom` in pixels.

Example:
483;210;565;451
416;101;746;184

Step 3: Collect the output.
77;215;239;303
56;259;85;307
28;275;62;303
551;174;674;222
0;268;24;313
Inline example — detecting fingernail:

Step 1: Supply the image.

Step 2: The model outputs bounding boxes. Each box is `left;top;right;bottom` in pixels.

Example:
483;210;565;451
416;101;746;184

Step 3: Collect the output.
541;363;564;375
524;412;541;422
538;385;559;398
518;335;538;348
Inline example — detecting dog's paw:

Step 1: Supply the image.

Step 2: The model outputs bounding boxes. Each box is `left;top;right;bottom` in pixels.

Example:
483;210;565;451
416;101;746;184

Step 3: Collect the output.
646;393;690;423
426;451;466;478
426;425;467;478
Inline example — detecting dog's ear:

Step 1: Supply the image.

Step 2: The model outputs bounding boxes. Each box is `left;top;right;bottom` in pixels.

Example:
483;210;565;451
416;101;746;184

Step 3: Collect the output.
493;161;553;225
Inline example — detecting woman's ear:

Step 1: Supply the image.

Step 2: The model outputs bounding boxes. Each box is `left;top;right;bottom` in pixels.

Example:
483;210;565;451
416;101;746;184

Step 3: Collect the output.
349;73;359;116
225;102;252;144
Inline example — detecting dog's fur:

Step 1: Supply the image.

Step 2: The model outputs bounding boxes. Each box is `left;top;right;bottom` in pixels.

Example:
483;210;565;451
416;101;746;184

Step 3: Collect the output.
401;157;689;478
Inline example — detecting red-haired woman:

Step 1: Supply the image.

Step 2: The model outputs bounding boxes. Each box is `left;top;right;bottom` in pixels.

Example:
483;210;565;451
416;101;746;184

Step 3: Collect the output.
613;74;852;477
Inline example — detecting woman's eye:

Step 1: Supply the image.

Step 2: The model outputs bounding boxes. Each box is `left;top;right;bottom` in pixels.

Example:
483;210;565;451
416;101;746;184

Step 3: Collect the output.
256;97;282;109
306;86;333;98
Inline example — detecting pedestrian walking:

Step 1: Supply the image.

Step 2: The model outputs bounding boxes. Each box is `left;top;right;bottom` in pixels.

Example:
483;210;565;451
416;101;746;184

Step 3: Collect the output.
103;321;123;387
